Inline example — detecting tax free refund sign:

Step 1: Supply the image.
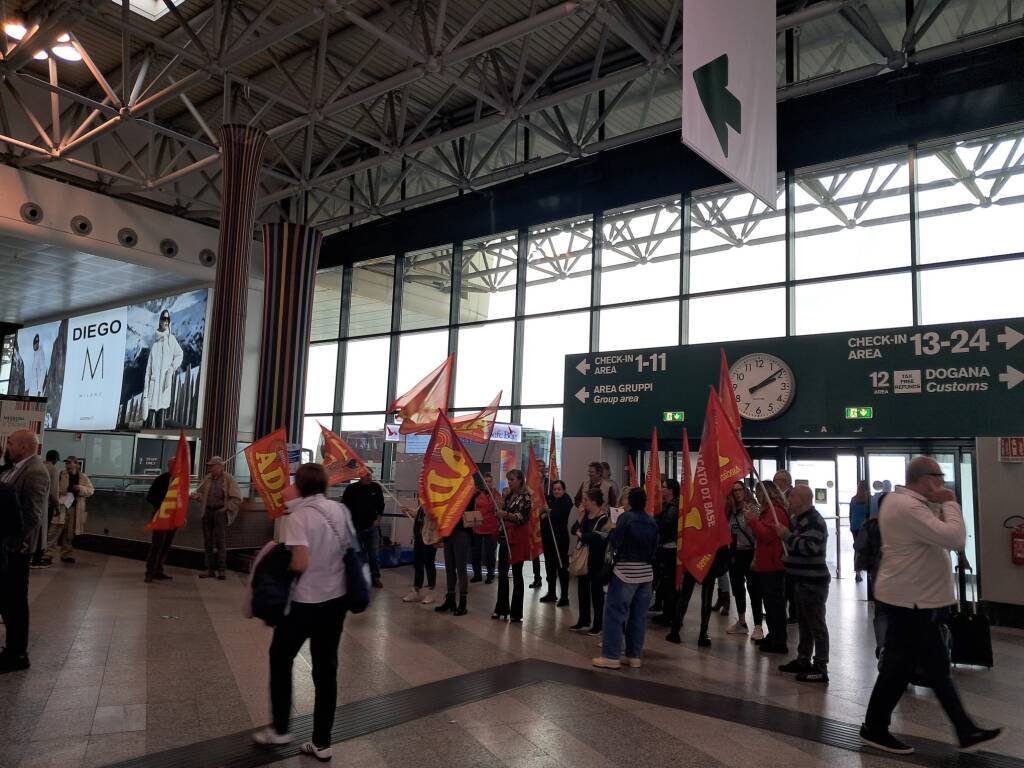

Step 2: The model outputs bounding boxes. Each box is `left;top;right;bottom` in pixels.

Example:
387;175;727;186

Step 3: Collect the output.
563;318;1024;440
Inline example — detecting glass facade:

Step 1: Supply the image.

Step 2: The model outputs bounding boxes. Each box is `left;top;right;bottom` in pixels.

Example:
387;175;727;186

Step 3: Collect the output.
305;127;1024;470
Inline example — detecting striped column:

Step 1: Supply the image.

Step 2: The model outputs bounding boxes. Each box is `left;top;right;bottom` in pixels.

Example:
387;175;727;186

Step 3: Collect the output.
200;124;268;469
254;222;324;443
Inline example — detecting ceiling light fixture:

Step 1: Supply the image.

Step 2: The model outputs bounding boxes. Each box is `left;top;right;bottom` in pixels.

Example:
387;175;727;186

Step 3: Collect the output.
4;22;26;40
51;44;81;61
33;49;48;60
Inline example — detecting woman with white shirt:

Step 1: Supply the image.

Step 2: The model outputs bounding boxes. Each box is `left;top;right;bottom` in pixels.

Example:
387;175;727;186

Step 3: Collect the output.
253;463;352;762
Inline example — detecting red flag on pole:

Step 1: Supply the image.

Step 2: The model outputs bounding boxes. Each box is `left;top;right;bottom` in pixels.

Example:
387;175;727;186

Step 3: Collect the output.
391;355;453;434
419;412;480;538
450;391;501;443
675;428;692;588
145;431;190;531
709;387;753;496
719;348;743;435
525;445;546;560
244;428;291;520
644;427;661;515
679;391;733;581
319;423;368;485
626;455;639;489
547;419;559;483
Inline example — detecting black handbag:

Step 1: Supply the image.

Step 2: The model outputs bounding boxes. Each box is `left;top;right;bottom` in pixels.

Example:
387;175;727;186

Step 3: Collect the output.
949;564;992;668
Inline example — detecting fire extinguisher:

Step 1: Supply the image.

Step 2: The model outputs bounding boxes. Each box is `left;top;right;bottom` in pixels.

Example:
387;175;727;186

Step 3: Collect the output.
1006;515;1024;566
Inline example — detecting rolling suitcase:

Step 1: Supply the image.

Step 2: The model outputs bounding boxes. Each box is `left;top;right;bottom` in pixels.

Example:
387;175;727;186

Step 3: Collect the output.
949;563;993;669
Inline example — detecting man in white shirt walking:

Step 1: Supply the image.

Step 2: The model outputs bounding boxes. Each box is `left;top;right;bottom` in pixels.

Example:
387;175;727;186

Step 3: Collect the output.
860;456;1001;755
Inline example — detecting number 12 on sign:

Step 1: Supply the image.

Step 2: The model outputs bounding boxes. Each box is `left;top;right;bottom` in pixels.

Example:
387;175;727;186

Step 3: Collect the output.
638;353;667;373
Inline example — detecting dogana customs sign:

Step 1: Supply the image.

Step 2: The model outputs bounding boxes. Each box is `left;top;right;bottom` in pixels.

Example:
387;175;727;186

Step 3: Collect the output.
682;0;777;207
564;317;1024;440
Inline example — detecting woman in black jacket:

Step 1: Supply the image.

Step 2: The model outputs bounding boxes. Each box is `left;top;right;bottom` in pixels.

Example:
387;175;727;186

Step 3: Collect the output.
540;480;573;606
569;488;610;636
652;478;680;626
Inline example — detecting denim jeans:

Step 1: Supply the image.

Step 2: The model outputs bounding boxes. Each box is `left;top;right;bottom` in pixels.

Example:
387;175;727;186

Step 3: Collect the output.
357;527;380;579
601;577;652;660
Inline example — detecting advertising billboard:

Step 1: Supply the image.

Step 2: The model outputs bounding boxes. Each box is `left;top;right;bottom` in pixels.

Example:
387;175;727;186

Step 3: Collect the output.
6;288;208;432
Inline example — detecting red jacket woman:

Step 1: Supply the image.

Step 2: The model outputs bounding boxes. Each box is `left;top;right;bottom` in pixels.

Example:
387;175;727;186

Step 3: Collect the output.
749;501;789;572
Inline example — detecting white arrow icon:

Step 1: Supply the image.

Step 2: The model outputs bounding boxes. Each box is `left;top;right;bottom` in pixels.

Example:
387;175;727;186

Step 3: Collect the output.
999;365;1024;390
575;387;590;403
576;359;591;375
997;326;1023;351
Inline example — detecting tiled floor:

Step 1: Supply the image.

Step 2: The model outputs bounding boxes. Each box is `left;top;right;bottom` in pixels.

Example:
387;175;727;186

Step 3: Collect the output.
2;551;1022;768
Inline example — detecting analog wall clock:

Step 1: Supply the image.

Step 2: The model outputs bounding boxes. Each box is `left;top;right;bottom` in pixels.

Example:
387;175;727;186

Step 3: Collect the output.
728;353;796;421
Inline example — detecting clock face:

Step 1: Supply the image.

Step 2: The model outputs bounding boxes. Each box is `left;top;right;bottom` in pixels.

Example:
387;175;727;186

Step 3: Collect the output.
728;353;796;422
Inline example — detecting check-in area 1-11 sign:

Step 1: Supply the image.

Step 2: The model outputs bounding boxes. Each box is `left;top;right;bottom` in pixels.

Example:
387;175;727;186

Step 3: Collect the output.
562;317;1024;440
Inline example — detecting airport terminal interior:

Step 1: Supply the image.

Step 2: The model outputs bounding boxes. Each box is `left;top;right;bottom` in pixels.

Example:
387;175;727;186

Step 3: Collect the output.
1;1;1023;767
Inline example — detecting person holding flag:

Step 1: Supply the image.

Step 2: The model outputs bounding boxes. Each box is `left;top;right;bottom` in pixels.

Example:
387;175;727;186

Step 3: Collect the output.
746;480;791;654
569;488;610;635
190;456;242;580
470;473;499;584
493;469;532;624
341;470;386;589
144;459;177;583
651;478;681;626
539;480;572;607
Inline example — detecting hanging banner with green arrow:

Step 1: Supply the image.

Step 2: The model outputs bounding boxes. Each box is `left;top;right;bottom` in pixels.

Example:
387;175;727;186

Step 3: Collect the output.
682;0;777;207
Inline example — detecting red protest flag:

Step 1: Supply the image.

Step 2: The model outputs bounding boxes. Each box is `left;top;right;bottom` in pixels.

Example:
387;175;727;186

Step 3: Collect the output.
451;391;501;443
679;392;732;581
626;455;639;489
719;348;743;435
547;419;559;483
710;387;753;496
391;355;453;434
419;412;480;538
675;428;692;589
145;431;190;531
319;423;368;485
244;427;291;520
525;445;546;559
644;427;661;515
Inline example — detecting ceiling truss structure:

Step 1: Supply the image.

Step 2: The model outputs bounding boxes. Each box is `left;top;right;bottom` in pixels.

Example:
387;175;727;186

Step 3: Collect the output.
0;0;1020;234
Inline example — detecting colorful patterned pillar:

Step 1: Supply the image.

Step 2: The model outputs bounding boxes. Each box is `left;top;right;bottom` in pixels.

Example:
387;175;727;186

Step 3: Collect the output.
254;222;324;443
200;124;268;469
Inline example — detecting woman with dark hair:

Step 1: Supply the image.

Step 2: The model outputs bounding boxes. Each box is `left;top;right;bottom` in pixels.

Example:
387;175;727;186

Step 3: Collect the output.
849;480;869;583
254;463;353;761
493;469;532;623
726;481;761;638
747;480;791;654
539;479;573;606
651;478;681;626
569;488;610;636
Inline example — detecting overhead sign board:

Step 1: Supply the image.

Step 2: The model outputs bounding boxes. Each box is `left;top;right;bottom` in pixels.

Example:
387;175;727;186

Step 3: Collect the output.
682;0;777;206
564;318;1024;440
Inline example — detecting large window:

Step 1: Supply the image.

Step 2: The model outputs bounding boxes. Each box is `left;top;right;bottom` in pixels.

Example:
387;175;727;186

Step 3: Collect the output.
520;312;589;405
601;198;681;305
794;156;911;279
395;329;450;395
341;337;390;412
401;246;453;331
794;274;912;335
310;269;342;341
599;301;679;352
304;343;338;413
454;322;514;408
460;232;518;323
688;288;786;344
919;259;1024;324
348;256;395;336
525;217;593;315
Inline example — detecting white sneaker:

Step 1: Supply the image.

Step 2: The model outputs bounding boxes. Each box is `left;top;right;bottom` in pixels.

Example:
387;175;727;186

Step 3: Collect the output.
751;625;764;642
402;589;421;603
727;621;749;635
301;741;333;762
420;588;435;605
252;727;292;746
622;656;642;668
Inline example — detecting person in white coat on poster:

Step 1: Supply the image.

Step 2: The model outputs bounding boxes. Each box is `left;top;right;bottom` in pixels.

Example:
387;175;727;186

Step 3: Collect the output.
143;309;184;428
27;334;47;396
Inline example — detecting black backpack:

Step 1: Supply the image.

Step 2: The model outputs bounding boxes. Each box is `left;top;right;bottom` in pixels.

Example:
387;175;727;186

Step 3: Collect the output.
250;542;295;626
0;480;23;541
853;493;887;574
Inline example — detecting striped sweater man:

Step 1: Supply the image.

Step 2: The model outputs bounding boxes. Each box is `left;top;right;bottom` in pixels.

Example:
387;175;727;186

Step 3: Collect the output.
782;505;831;583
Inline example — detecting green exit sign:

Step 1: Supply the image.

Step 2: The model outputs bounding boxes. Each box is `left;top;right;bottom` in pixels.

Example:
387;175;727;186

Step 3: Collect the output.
662;411;685;423
845;406;874;420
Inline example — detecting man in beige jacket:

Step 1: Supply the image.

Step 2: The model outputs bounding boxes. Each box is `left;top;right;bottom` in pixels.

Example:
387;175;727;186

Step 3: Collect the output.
47;456;94;564
190;456;242;580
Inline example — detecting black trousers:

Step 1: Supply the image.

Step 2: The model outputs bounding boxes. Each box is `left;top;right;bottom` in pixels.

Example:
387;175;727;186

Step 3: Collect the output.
756;571;787;647
531;557;542;582
541;525;569;598
413;531;436;589
728;548;761;624
146;529;177;577
672;571;714;636
443;527;471;597
576;572;605;629
269;597;348;748
202;509;228;572
865;602;977;739
494;542;524;620
654;548;677;618
470;532;496;578
0;553;31;656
